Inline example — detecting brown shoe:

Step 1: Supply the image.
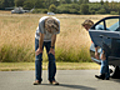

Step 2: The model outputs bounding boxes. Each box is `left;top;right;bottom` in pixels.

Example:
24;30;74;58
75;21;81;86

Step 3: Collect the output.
49;81;59;85
33;80;41;85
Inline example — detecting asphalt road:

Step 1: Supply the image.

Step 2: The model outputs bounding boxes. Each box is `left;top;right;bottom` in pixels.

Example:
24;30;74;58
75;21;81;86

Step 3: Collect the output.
0;70;120;90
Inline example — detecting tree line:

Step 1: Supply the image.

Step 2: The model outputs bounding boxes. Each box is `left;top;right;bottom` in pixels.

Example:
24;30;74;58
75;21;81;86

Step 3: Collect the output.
0;0;120;15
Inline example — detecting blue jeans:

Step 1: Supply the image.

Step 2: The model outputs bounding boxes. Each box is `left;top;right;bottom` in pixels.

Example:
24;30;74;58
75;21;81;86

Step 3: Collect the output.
100;50;110;78
35;38;56;82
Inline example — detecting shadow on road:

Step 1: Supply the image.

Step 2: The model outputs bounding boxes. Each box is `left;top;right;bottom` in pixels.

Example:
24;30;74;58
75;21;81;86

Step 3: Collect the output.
40;83;96;90
111;70;120;83
111;77;120;84
59;84;96;90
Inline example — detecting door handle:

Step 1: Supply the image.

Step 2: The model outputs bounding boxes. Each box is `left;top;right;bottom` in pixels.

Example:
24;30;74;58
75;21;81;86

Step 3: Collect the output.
99;35;110;39
99;35;103;38
107;37;110;39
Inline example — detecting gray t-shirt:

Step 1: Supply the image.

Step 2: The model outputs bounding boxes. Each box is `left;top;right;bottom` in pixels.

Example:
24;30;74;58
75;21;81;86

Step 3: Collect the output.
35;16;60;42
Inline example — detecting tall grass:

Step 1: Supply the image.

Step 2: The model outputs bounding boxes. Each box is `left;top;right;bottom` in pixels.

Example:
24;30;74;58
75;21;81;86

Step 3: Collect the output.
0;15;36;62
0;13;106;62
55;18;91;62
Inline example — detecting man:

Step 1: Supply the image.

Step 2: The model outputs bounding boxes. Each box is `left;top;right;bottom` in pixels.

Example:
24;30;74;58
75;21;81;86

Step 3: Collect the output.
34;16;60;85
82;20;110;80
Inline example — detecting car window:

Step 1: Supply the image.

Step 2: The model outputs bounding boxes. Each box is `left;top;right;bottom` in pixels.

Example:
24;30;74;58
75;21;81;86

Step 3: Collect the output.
106;19;120;31
95;22;109;30
95;22;105;30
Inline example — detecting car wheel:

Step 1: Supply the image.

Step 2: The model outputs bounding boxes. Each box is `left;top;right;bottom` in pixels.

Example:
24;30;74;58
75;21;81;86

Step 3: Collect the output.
109;65;120;78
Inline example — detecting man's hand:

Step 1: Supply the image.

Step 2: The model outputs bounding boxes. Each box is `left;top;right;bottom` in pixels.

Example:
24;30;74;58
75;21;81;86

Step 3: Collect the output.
95;52;99;60
35;48;43;56
49;48;55;56
100;50;106;61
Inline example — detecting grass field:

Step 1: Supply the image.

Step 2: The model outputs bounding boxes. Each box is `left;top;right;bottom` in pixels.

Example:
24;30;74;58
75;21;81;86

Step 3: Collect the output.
0;62;100;71
0;11;111;63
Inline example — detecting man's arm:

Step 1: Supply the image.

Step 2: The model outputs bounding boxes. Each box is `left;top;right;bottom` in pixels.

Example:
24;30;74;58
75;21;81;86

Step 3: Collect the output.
100;50;106;61
95;45;106;60
35;33;44;55
49;34;57;55
39;33;44;50
95;46;100;60
51;34;56;47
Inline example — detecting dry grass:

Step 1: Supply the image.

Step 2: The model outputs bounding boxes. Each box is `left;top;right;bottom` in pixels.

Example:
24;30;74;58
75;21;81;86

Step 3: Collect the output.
0;15;37;62
0;10;11;14
0;62;100;71
0;11;111;62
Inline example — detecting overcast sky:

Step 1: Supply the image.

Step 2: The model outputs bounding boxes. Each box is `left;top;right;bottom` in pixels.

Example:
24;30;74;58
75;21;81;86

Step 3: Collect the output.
89;0;120;2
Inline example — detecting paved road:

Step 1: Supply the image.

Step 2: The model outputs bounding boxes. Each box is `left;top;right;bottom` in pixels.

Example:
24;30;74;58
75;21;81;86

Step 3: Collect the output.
0;70;120;90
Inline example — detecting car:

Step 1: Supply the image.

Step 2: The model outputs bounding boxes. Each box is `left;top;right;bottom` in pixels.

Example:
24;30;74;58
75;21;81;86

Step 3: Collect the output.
89;16;120;78
11;7;30;14
47;12;55;15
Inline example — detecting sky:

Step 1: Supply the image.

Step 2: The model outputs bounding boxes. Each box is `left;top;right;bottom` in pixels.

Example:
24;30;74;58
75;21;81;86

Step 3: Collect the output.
89;0;120;2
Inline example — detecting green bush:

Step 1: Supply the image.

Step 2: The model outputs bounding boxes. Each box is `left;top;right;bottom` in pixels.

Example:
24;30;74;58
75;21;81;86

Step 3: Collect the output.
110;11;119;15
56;4;80;14
89;4;102;11
31;9;48;14
0;44;34;62
90;10;95;14
96;9;106;14
69;9;79;14
42;9;48;13
49;4;56;12
55;47;91;62
0;45;91;62
80;4;89;15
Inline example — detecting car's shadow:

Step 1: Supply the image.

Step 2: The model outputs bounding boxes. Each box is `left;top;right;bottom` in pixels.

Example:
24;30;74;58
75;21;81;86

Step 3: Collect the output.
111;70;120;83
111;77;120;83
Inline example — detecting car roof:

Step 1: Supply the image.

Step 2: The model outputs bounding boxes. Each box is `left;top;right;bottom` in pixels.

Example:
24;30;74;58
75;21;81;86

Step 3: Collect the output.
95;16;120;24
91;16;120;29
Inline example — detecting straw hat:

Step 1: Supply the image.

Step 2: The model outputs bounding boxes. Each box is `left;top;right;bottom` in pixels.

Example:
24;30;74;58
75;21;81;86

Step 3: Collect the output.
45;17;59;33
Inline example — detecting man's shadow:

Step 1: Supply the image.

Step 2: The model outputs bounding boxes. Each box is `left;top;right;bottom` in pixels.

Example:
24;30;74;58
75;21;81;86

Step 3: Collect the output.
41;84;96;90
59;84;96;90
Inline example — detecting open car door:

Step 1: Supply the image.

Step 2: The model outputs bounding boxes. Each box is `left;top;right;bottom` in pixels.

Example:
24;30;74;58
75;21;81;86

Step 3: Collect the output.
89;16;120;77
89;16;120;65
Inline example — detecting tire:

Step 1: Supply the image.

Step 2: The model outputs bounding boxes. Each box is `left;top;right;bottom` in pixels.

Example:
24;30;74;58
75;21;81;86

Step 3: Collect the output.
109;65;120;78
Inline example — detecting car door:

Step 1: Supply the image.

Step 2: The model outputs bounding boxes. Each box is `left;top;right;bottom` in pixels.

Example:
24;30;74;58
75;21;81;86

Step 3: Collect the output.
89;16;120;66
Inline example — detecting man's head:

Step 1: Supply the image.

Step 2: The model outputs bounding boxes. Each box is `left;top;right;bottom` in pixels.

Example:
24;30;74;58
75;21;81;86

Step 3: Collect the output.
82;19;94;31
45;17;59;34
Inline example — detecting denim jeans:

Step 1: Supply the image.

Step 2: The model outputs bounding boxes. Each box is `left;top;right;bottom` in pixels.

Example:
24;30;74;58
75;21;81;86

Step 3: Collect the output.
35;38;56;82
100;50;110;78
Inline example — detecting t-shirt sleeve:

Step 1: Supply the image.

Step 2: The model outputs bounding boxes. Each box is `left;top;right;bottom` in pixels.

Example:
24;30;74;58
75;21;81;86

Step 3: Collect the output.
39;18;45;34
